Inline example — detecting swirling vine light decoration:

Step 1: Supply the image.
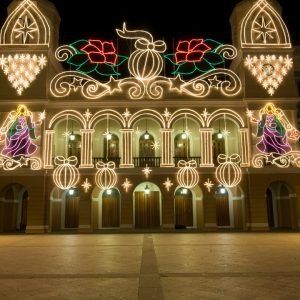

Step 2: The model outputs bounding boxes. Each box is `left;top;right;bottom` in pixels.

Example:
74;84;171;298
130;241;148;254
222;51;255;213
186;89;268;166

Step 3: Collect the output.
215;44;238;60
50;71;110;99
252;152;300;168
181;69;242;97
55;45;77;62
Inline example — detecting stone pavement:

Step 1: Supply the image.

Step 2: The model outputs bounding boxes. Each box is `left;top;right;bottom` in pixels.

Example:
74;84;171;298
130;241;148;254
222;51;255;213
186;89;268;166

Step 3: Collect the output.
0;233;300;299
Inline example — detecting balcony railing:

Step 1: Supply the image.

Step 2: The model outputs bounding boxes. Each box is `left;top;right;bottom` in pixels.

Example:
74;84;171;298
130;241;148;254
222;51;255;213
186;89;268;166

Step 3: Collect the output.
133;157;161;167
173;157;201;166
93;157;121;167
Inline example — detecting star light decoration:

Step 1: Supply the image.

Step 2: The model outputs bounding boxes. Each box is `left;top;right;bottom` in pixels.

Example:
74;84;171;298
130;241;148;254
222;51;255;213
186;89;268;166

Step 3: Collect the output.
81;178;92;192
122;108;131;121
162;108;171;121
163;177;174;192
122;178;132;192
204;178;214;192
83;109;92;121
151;141;160;150
38;110;46;122
252;16;276;44
14;16;38;44
62;131;71;138
142;164;152;178
201;108;210;121
135;127;141;136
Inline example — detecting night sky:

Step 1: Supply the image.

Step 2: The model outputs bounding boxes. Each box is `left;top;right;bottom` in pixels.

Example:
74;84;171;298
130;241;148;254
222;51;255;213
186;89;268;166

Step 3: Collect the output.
0;0;299;46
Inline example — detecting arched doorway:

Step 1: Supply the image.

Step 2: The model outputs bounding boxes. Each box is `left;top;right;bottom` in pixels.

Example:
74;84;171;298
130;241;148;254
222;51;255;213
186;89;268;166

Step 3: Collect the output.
134;182;161;228
102;188;120;228
266;182;297;230
174;188;193;228
0;183;28;232
50;187;80;231
215;185;230;227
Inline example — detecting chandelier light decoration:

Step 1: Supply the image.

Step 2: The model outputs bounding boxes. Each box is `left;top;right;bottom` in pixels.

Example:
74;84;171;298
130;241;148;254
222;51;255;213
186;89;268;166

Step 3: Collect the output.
177;160;199;189
53;156;80;190
215;154;242;188
0;53;48;95
244;55;293;96
95;161;117;190
248;103;300;168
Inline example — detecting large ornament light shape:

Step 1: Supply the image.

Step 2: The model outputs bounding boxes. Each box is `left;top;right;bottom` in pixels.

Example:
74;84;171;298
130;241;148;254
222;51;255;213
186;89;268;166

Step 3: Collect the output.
116;23;166;80
95;161;117;190
53;156;80;190
177;160;199;189
215;154;242;188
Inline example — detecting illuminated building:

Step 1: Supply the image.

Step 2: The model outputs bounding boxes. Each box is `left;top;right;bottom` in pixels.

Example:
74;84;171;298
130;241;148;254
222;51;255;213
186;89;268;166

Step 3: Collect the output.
0;0;299;232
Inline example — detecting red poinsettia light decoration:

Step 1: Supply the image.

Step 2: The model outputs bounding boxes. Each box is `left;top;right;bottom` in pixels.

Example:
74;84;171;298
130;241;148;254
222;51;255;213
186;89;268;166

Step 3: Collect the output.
175;39;211;64
81;40;117;65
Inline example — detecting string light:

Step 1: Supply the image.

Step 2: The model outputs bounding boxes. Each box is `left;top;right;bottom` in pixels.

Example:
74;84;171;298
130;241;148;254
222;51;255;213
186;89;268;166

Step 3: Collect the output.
204;178;214;192
142;165;152;178
240;0;291;48
81;178;92;192
177;160;199;189
163;177;174;192
122;178;132;192
0;0;51;46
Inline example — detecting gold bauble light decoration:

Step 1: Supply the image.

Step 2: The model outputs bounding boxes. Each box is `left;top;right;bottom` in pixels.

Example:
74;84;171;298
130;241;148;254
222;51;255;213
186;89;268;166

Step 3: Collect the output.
53;156;80;190
95;161;117;190
177;160;199;189
215;154;242;188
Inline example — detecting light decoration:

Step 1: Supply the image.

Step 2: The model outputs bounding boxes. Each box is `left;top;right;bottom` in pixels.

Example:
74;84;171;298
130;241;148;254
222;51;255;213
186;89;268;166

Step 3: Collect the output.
83;109;92;122
117;23;166;80
151;141;160;150
51;26;241;100
248;103;300;168
0;53;48;95
0;0;51;46
95;161;117;190
201;108;210;121
142;164;152;178
53;156;80;190
204;178;214;192
163;177;173;192
135;127;141;136
240;0;291;48
0;104;43;170
244;55;293;96
81;178;92;193
162;108;171;121
177;160;199;189
122;178;132;193
215;154;242;188
122;109;132;121
66;39;128;77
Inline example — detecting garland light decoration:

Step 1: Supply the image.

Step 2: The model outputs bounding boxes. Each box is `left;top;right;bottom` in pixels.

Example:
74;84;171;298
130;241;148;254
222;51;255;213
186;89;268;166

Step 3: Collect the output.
215;154;242;188
95;161;117;190
53;156;80;190
116;23;166;80
0;54;48;95
244;55;293;96
177;160;199;189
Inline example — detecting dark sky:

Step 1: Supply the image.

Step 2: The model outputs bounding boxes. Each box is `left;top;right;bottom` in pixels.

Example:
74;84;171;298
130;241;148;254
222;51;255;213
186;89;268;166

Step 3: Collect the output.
0;0;299;45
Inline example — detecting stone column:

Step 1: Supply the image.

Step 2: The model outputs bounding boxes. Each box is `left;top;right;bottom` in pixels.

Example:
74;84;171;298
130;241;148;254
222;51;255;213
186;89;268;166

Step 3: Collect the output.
79;129;94;168
199;128;214;167
160;129;175;167
120;129;134;168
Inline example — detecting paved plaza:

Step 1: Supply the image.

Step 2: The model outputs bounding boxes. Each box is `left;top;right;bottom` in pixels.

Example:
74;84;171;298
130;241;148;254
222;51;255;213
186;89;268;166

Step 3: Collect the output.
0;233;299;299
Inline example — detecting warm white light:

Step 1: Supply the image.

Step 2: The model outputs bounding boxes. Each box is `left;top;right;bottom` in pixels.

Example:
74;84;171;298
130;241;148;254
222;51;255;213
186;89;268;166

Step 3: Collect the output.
217;132;223;139
181;188;188;195
106;132;112;140
106;189;112;195
219;186;226;194
69;133;76;141
181;131;187;140
144;131;150;140
68;188;75;196
144;185;150;195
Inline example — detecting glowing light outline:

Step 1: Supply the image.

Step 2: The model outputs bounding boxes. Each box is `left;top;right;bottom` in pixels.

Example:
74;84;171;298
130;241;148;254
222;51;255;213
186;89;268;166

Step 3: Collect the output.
176;160;199;189
240;0;291;48
0;0;51;46
163;177;174;192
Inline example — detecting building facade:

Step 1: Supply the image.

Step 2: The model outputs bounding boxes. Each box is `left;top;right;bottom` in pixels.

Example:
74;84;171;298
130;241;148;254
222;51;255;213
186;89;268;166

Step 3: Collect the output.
0;0;299;233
